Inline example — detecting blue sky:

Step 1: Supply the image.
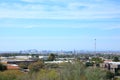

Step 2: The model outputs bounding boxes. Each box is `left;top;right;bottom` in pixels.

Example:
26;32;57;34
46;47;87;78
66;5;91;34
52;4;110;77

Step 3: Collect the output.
0;0;120;51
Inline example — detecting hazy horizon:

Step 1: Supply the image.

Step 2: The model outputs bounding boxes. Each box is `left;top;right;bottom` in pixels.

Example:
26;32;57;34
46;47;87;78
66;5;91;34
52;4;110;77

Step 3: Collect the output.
0;0;120;51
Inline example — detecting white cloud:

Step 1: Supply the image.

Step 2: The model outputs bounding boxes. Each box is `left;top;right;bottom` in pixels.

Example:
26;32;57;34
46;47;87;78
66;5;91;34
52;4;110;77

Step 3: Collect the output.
0;9;119;20
103;25;120;30
0;0;119;19
21;0;45;3
0;0;119;30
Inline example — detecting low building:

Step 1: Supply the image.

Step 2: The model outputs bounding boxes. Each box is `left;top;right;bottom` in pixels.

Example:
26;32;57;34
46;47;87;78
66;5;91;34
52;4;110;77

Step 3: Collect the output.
45;60;71;64
104;62;120;75
6;60;36;64
15;56;32;60
7;64;20;70
39;56;49;60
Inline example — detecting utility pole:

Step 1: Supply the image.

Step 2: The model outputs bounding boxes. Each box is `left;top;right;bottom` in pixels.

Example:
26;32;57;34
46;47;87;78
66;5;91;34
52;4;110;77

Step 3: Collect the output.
74;49;76;59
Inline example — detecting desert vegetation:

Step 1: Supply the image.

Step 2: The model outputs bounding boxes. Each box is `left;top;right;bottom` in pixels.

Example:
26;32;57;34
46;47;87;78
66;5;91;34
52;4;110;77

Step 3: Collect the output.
0;60;116;80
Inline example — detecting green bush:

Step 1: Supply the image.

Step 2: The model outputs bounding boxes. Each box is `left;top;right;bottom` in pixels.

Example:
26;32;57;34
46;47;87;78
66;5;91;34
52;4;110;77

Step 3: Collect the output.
0;70;24;80
106;71;114;79
0;63;7;71
28;60;44;72
18;62;29;69
85;62;94;67
0;61;111;80
85;68;106;80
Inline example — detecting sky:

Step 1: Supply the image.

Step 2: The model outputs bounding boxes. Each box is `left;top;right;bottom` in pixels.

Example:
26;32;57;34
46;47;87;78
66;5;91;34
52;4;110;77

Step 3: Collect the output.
0;0;120;51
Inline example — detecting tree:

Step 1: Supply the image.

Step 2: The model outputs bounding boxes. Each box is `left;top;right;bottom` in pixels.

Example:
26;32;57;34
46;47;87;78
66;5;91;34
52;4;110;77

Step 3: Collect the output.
0;63;7;71
113;56;119;62
48;53;55;61
91;57;103;63
85;62;94;67
28;61;44;72
91;57;103;67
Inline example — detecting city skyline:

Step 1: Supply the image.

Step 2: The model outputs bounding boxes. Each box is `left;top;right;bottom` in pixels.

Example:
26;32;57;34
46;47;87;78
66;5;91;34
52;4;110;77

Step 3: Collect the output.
0;0;120;51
